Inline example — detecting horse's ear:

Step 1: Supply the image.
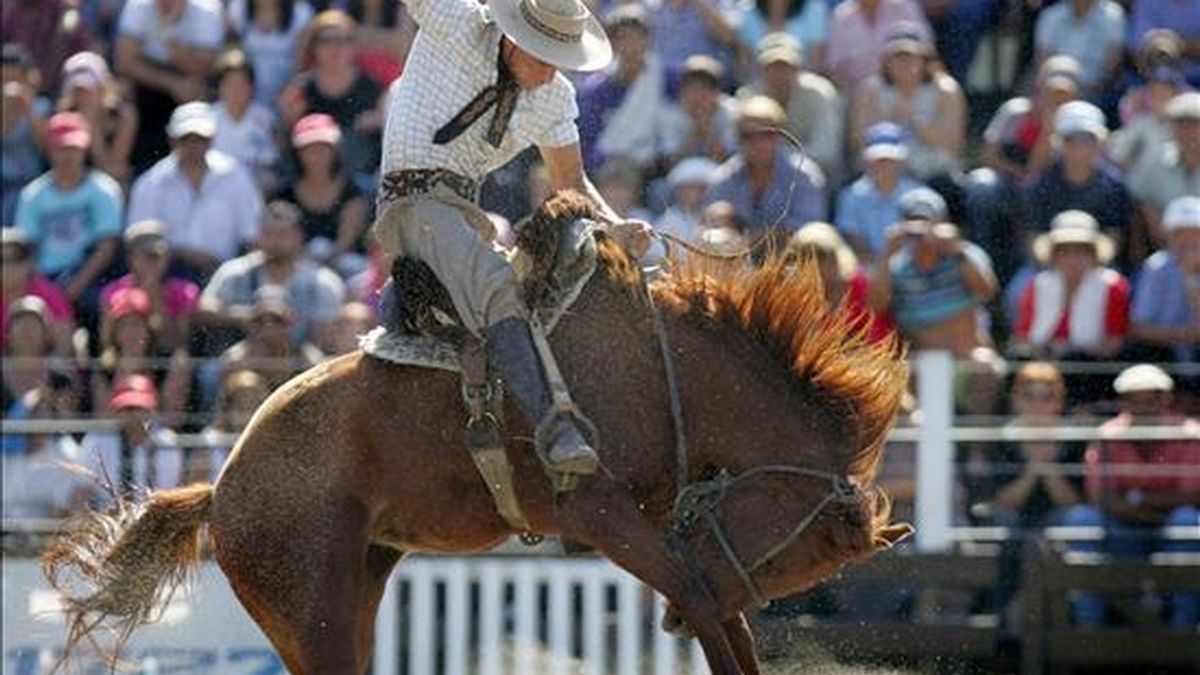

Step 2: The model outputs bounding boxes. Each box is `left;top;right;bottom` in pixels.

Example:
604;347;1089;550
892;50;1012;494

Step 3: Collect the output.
874;523;914;549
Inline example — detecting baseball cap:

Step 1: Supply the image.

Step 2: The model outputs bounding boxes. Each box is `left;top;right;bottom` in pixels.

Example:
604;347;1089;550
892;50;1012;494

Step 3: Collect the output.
862;122;909;162
109;373;159;411
167;101;217;139
292;113;342;148
62;51;111;91
681;54;723;87
1166;91;1200;121
1113;364;1174;394
899;187;947;222
1163;195;1200;233
1037;55;1082;92
1;227;32;257
7;295;50;324
124;219;170;254
756;32;803;67
882;21;932;57
666;157;718;189
46;112;91;150
1054;100;1107;140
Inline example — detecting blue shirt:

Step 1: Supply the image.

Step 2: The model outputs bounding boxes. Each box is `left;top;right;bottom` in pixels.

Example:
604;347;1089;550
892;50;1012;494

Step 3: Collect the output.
737;2;830;63
707;147;827;233
577;71;632;173
1023;161;1132;236
15;170;123;278
1131;250;1198;363
889;242;992;330
834;175;925;258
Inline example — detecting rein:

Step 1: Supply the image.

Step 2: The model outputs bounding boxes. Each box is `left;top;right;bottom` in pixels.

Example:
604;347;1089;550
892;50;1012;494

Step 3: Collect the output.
642;272;857;611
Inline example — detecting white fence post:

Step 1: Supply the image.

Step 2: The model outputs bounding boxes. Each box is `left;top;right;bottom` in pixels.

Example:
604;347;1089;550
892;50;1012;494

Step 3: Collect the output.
915;350;955;552
374;572;401;675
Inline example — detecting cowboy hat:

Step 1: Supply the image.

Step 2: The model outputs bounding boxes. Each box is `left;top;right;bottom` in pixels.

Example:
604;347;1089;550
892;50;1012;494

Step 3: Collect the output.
490;0;612;72
1033;210;1115;265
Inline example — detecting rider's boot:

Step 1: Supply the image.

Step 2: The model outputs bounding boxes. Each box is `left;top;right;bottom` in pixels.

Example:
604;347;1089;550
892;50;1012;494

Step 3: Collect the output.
483;316;599;475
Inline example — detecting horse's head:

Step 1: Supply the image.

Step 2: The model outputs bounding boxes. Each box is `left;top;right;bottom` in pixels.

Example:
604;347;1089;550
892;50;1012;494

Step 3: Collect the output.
648;254;913;616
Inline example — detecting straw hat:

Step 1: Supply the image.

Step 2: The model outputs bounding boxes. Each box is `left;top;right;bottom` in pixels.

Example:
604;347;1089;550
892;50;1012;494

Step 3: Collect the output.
490;0;612;72
1033;210;1115;265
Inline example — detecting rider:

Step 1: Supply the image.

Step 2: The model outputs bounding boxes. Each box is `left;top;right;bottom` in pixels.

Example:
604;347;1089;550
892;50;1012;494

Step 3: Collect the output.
374;0;647;476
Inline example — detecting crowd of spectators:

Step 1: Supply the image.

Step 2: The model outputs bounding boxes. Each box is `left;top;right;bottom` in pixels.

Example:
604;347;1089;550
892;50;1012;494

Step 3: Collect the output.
1;0;1197;628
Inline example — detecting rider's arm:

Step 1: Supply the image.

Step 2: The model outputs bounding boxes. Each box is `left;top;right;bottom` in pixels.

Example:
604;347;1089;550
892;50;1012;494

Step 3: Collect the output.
540;142;622;224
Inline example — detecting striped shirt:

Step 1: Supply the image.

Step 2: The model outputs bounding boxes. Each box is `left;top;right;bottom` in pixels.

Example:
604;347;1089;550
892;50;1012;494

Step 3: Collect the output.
382;0;580;182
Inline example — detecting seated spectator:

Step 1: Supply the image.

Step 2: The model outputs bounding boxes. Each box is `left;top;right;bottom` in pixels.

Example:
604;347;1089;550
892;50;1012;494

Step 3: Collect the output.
215;286;324;393
93;287;192;423
593;156;653;222
77;373;183;506
277;113;369;277
212;49;281;194
278;9;385;179
3;297;61;419
327;301;374;356
868;187;998;359
1128;0;1200;88
225;0;316;108
1109;65;1186;183
114;0;224;172
1128;92;1200;245
648;0;739;78
825;0;931;97
1129;196;1200;374
197;200;346;354
707;95;825;246
187;368;270;483
736;32;844;185
1;229;74;355
1022;101;1133;264
99;220;200;353
1033;0;1127;101
656;157;719;245
2;44;49;226
0;1;92;95
834;122;926;264
923;0;1005;86
785;221;894;343
1117;29;1188;126
1063;364;1200;627
850;22;966;188
1;383;82;518
127;101;264;281
577;6;672;174
660;55;739;167
342;0;416;86
56;51;138;185
15;112;122;316
735;0;830;73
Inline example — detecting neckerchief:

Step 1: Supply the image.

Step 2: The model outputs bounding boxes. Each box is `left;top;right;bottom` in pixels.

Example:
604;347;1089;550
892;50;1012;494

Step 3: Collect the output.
433;43;519;148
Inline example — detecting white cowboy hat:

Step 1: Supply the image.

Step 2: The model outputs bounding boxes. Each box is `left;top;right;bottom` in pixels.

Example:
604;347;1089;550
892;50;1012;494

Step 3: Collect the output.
1032;210;1115;265
788;221;858;279
490;0;612;72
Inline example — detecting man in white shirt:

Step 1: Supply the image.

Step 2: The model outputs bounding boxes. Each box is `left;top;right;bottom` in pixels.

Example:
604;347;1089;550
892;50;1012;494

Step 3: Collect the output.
127;102;264;281
375;0;648;475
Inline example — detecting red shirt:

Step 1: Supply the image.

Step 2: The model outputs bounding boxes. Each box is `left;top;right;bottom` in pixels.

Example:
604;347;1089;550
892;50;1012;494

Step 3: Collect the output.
1013;271;1130;342
1084;413;1200;500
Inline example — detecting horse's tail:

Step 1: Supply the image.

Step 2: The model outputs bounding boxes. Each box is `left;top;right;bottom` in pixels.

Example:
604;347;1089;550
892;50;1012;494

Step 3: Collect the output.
41;482;215;667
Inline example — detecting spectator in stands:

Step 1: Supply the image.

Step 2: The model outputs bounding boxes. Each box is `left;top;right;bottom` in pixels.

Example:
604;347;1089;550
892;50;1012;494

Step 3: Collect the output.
99;220;200;353
593;156;653;222
1109;64;1185;196
1;377;82;519
1012;211;1130;386
277;113;369;277
850;22;966;188
1022;101;1133;264
225;0;317;109
825;0;931;96
340;0;416;86
868;187;998;359
93;286;192;425
1127;92;1200;245
656;157;719;245
785;221;893;343
577;5;671;174
56;51;138;185
0;0;93;95
215;285;324;393
648;0;739;78
1063;364;1200;627
278;9;385;179
1117;29;1188;126
188;368;270;483
197;200;346;354
3;297;61;418
924;0;1006;85
1128;1;1200;88
327;301;374;356
15;112;122;317
77;373;183;505
127;101;264;281
2;44;49;226
660;55;739;168
211;49;281;194
115;0;224;172
1;229;74;355
735;32;844;185
735;0;830;74
1129;196;1200;369
1033;0;1127;101
707;95;826;246
835;122;926;264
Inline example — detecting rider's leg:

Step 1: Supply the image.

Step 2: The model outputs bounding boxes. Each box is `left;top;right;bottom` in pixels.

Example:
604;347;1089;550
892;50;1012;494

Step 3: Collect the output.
385;200;599;474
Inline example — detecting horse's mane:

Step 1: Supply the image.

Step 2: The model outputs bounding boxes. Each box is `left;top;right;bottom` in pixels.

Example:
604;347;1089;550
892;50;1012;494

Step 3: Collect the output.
521;191;908;485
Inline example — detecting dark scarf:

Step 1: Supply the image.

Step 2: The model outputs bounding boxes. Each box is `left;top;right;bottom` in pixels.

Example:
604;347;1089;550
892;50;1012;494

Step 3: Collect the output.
433;43;519;148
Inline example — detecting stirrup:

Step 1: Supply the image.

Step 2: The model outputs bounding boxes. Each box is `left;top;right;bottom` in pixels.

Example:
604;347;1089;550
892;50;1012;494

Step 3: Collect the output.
534;407;601;491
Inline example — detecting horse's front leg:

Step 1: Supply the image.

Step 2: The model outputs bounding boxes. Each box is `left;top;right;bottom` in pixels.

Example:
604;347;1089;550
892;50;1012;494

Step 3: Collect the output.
723;612;763;675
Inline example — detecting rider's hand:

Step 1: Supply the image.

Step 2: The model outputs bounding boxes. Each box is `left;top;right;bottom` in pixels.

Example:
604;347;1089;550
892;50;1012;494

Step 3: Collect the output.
609;219;653;260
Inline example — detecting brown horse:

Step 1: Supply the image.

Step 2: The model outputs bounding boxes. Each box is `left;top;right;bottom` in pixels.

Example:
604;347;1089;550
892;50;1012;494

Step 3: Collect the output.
44;193;911;675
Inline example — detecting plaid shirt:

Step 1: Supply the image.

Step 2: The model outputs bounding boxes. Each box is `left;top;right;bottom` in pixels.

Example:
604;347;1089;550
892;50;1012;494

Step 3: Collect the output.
383;0;580;183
